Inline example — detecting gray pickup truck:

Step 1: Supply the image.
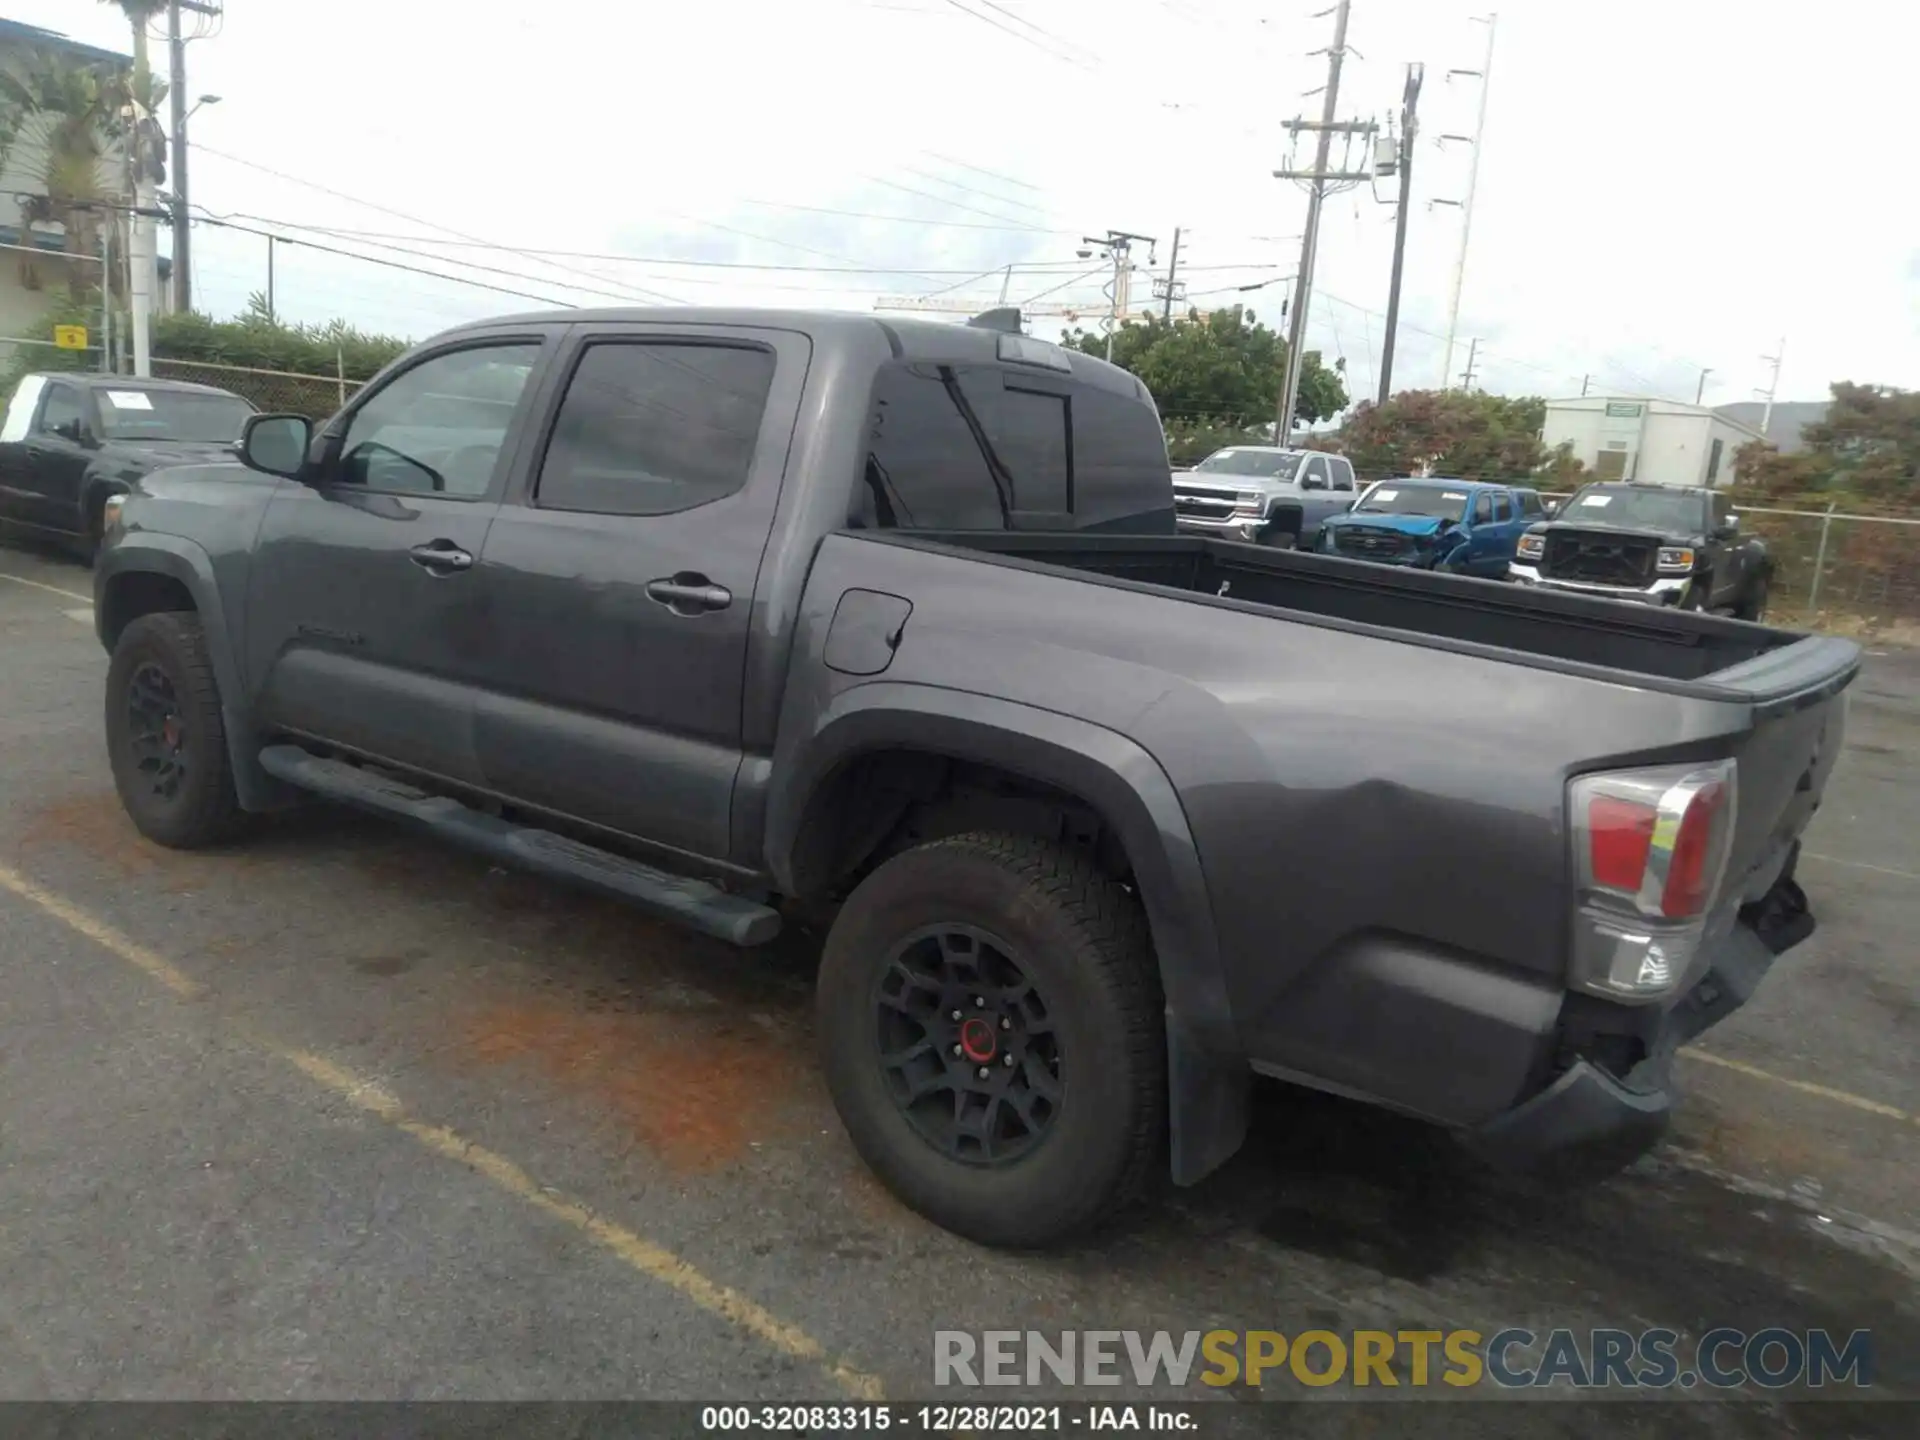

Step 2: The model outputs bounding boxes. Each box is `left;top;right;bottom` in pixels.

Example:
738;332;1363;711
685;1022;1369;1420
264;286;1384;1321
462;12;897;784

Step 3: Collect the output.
1171;445;1358;548
94;307;1858;1248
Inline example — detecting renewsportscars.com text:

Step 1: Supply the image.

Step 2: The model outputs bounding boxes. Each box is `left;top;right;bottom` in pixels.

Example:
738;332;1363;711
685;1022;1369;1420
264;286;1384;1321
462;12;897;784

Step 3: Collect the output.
933;1328;1874;1390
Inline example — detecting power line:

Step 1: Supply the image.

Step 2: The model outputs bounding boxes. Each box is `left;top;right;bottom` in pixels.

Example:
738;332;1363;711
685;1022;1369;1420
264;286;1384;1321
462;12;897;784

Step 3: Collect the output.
189;215;1292;277
921;151;1044;194
862;175;1054;230
191;142;684;304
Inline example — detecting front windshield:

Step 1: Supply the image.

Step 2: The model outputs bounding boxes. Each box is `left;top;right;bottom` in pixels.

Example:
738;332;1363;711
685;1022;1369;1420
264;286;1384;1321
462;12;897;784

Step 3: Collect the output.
96;388;256;443
1353;482;1470;522
1193;449;1303;481
1563;485;1708;533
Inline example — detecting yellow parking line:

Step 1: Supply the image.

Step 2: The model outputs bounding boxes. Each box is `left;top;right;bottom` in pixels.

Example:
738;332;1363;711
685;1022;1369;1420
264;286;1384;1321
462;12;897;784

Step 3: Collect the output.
0;570;91;604
1681;1048;1914;1124
0;862;202;999
0;863;885;1400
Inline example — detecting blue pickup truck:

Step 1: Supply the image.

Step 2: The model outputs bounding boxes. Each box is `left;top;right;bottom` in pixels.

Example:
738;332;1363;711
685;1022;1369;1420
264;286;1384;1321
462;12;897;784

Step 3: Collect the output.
1317;477;1550;577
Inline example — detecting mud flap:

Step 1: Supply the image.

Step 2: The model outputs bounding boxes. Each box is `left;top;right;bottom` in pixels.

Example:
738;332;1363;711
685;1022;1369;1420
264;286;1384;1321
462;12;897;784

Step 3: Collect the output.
1167;1012;1250;1186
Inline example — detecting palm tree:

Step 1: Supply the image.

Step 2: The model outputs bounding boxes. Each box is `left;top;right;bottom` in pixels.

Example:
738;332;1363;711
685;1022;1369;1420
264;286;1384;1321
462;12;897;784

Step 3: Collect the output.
0;48;131;303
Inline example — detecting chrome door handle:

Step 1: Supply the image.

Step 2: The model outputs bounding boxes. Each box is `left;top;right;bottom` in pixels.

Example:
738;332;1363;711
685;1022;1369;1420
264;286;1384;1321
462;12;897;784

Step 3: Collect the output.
408;541;474;573
645;574;733;615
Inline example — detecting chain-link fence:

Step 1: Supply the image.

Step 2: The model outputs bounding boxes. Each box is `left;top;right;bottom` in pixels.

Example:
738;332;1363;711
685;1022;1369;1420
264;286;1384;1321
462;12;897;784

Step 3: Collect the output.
2;337;367;421
150;357;363;419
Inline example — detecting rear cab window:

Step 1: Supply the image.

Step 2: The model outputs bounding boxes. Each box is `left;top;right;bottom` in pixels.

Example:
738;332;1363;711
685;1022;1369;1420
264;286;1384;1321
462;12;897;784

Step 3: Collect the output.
854;355;1172;534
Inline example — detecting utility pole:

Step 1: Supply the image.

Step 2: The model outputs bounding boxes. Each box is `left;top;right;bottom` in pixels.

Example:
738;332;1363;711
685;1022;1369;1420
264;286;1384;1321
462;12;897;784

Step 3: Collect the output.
266;235;275;322
1694;367;1713;405
1580;374;1591;396
1758;337;1786;437
127;17;157;377
1460;337;1480;391
1081;230;1156;362
1274;0;1375;442
1159;227;1183;322
167;2;189;313
1437;13;1497;390
1376;61;1423;405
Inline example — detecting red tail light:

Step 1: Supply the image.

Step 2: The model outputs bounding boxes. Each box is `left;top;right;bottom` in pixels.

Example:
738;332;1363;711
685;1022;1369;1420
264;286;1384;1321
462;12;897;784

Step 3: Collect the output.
1587;796;1656;892
1661;779;1728;918
1573;762;1738;922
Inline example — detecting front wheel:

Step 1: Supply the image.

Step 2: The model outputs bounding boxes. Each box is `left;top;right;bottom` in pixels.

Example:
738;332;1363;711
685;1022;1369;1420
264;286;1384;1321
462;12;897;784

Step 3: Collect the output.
105;611;246;848
816;832;1165;1248
1736;578;1770;622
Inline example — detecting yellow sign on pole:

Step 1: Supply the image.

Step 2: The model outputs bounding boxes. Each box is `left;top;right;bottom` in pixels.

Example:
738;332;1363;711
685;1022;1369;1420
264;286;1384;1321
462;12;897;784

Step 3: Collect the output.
52;325;89;351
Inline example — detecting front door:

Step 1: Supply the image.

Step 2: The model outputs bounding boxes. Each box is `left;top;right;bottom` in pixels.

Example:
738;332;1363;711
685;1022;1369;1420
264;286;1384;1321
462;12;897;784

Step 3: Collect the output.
471;322;808;864
8;379;92;533
242;334;553;785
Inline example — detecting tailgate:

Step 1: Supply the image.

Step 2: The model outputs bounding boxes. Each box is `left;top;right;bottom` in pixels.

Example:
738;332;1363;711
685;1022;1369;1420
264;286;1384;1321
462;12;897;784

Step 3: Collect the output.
1703;635;1858;902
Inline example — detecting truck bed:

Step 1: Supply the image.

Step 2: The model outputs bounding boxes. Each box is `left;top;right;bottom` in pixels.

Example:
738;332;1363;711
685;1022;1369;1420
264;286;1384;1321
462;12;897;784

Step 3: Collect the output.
905;530;1853;698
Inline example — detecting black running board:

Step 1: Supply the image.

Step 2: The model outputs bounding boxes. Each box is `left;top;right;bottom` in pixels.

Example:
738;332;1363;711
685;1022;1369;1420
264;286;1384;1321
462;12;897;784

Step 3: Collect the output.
257;745;781;947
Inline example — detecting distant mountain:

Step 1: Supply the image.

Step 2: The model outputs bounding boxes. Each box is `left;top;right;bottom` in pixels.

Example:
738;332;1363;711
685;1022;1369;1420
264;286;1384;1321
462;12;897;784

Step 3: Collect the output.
1714;400;1831;453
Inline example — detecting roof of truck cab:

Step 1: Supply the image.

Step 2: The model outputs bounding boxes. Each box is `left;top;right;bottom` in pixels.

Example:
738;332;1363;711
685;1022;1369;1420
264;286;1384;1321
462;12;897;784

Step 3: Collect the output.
440;307;1150;399
24;373;249;399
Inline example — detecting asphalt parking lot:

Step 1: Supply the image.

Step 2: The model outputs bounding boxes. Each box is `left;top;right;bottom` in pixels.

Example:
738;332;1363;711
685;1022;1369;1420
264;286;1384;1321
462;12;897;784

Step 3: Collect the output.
0;539;1913;1432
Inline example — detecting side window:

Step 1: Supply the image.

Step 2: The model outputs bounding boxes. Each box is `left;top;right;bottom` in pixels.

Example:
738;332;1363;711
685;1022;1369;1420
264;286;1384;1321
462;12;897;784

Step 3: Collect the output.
338;343;540;497
1491;493;1512;522
1518;490;1544;518
1302;457;1329;490
1712;493;1732;529
38;383;84;438
1331;458;1355;492
535;341;776;516
1472;492;1494;524
855;362;1010;531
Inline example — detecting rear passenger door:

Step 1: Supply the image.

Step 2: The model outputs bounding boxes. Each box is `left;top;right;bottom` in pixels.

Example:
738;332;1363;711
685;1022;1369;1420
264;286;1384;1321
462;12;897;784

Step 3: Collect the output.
470;322;808;863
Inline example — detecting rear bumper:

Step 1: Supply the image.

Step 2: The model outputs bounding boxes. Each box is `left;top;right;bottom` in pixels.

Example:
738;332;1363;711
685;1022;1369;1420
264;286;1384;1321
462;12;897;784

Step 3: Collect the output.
1508;562;1692;605
1464;863;1816;1180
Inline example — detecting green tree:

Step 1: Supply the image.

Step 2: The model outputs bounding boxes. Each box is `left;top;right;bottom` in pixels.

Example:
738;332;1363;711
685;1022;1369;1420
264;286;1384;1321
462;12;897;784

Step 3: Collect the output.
0;47;135;304
1735;382;1919;507
1332;389;1564;481
1059;308;1348;429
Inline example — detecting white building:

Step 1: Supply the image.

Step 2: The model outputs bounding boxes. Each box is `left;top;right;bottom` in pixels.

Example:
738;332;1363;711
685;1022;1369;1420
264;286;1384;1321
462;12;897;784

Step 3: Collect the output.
1541;396;1767;490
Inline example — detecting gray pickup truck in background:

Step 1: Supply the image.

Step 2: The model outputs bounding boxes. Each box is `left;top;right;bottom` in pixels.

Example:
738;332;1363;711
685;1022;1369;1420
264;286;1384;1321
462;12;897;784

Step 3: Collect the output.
94;307;1857;1247
1171;445;1359;548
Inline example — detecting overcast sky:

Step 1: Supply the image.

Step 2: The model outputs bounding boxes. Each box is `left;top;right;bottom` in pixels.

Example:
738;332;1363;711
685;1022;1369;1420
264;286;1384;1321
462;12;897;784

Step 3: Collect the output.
15;0;1916;410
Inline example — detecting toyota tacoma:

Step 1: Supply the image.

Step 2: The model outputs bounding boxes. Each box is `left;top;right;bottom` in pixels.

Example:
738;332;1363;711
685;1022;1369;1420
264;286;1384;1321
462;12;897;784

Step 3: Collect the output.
94;308;1855;1247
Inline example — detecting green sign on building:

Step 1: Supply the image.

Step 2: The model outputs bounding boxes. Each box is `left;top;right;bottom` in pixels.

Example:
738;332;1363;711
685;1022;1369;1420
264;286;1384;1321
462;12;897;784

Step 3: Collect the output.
1605;401;1644;418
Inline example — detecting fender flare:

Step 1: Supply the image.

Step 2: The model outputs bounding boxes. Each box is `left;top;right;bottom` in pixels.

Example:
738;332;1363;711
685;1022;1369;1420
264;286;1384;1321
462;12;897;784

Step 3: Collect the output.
765;682;1249;1184
94;536;287;812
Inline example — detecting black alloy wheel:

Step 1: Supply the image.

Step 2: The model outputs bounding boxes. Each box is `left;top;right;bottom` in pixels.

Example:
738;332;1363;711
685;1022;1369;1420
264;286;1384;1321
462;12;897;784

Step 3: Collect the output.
125;660;190;802
873;923;1063;1167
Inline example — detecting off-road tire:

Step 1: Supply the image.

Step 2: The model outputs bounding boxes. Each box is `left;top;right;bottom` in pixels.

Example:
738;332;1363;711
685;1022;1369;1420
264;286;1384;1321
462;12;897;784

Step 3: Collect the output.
1737;578;1770;623
105;611;246;848
817;831;1164;1248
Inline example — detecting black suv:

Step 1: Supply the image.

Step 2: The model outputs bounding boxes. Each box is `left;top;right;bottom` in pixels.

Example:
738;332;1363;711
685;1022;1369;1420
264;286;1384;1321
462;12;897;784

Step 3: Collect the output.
1509;482;1772;618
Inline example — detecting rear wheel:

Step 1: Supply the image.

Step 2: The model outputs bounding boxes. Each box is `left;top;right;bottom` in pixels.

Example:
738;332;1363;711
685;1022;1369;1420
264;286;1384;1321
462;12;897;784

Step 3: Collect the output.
105;611;246;848
816;832;1164;1248
1736;578;1769;622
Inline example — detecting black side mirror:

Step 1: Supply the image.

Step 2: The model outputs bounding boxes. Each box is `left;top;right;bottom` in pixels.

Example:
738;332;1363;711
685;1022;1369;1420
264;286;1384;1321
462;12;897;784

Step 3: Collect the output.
1544;501;1561;518
1716;515;1740;539
240;413;313;480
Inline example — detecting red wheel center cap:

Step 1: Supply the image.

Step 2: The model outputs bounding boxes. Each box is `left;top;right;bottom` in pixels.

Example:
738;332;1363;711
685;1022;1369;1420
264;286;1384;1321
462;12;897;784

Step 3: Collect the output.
162;717;182;749
959;1017;998;1063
